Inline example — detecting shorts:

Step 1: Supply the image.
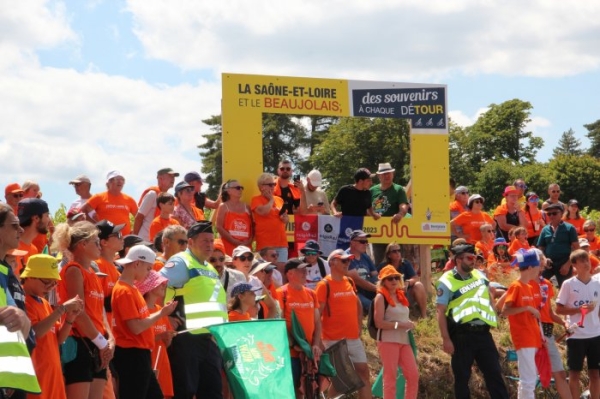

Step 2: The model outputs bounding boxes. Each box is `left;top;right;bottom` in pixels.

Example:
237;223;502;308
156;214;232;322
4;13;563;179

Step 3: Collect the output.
545;336;564;373
63;336;108;385
273;247;289;263
323;338;367;364
566;335;600;372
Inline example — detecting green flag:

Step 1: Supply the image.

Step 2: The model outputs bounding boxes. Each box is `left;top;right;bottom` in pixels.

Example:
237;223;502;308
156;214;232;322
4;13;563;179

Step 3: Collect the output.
208;320;295;399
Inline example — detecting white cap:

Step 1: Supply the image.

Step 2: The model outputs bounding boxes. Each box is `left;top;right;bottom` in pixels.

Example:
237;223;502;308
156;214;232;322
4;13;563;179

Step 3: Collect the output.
307;170;322;187
115;245;156;265
106;170;124;183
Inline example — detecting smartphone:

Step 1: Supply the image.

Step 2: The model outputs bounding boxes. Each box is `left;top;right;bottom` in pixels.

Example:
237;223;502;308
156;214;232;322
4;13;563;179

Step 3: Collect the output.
293;174;300;181
317;202;324;206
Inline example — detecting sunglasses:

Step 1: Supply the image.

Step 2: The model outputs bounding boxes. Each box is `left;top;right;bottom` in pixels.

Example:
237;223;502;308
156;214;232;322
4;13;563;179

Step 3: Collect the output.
304;251;318;256
108;232;123;239
584;229;596;233
546;211;561;216
334;258;351;264
279;167;291;171
496;245;507;250
181;187;194;193
229;186;244;190
177;239;187;245
354;240;369;244
262;183;277;187
472;199;483;204
12;193;24;199
37;278;57;287
209;256;226;263
385;276;401;282
389;249;401;254
528;197;539;202
236;255;254;262
459;192;470;195
516;184;527;189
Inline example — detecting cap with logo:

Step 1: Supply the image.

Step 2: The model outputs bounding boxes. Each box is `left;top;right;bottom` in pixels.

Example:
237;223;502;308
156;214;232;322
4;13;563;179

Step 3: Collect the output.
21;254;61;280
349;230;371;241
115;245;157;265
17;198;50;224
96;220;125;240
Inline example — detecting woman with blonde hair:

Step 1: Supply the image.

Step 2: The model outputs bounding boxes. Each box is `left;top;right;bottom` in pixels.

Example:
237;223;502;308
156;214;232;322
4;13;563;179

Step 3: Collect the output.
53;221;114;399
373;265;418;399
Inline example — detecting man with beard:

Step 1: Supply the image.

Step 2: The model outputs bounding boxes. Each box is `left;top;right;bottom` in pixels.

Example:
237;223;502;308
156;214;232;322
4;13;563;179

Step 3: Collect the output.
16;199;50;270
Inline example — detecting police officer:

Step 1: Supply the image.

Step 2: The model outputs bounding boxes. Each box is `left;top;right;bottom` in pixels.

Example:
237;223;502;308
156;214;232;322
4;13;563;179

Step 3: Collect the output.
159;221;227;399
436;244;509;399
0;203;38;398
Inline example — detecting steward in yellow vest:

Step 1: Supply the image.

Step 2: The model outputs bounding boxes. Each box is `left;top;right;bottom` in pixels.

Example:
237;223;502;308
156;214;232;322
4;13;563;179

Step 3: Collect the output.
159;221;227;399
435;244;508;399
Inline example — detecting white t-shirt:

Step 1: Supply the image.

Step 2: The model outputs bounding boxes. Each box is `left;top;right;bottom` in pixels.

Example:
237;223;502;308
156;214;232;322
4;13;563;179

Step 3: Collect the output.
556;274;600;339
305;259;331;290
70;197;96;219
304;188;330;214
137;190;158;241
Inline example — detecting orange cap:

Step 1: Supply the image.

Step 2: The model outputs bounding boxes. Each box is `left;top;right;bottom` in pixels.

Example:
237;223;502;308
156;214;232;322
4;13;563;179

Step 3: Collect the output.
378;265;402;281
5;183;24;196
213;238;226;254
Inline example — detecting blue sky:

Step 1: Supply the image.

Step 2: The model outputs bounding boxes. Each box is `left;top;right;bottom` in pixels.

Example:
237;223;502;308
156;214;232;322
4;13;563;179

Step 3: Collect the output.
1;0;599;213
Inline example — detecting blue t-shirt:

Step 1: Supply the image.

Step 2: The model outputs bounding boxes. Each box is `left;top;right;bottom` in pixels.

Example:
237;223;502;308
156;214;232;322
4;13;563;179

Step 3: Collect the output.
346;250;377;284
377;259;416;279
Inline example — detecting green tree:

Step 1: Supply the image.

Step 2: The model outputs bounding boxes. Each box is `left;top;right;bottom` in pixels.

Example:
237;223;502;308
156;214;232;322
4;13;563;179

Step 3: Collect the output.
53;204;67;225
198;115;223;199
310;117;410;198
549;155;600;209
448;119;477;185
585;119;600;158
552;128;583;158
262;114;309;174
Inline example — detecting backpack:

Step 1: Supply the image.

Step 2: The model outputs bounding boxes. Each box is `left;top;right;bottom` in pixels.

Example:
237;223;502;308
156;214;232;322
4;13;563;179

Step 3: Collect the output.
367;295;389;340
301;256;327;278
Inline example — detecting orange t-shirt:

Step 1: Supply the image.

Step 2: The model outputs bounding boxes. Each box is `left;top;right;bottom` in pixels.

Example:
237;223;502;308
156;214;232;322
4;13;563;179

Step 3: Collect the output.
508;239;531;256
315;276;359;341
222;207;253;256
251;195;287;250
32;232;48;254
153;255;167;272
58;262;106;336
588;236;600;253
111;280;154;350
475;240;494;259
590;254;600;271
529;278;555;324
449;200;468;218
86;191;138;235
149;216;180;242
25;295;66;399
451;211;494;244
228;310;252;322
564;217;585;235
277;285;319;358
505;280;542;350
149;304;174;397
524;209;544;238
95;257;120;325
16;241;39;273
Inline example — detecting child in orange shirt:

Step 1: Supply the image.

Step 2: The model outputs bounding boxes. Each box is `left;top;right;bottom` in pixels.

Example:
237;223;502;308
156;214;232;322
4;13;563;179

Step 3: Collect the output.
21;254;83;399
135;270;177;399
502;249;542;399
111;245;177;399
149;193;180;242
508;227;531;255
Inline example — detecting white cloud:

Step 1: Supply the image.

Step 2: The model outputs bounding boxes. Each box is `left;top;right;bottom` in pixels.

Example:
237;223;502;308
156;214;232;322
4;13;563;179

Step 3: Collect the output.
449;107;489;127
126;0;600;79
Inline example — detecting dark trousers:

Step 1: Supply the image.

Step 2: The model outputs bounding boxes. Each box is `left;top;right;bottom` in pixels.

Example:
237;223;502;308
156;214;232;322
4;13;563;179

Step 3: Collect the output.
542;261;572;288
168;333;223;399
450;330;509;399
113;346;162;399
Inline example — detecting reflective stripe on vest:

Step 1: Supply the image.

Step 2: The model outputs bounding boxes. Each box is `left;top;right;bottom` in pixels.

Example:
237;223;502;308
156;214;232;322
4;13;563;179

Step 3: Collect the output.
179;251;228;334
0;267;41;393
438;269;497;327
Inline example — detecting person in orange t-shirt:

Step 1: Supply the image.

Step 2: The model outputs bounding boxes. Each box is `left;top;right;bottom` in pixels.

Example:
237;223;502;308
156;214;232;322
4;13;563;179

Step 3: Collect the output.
215;179;253;256
22;254;84;399
227;282;258;322
316;249;373;399
135;270;177;399
149;192;180;242
578;238;600;273
475;223;495;259
276;259;321;392
112;245;177;399
523;192;545;246
581;220;600;257
95;220;125;326
450;194;495;244
81;170;138;235
563;199;586;235
502;249;543;399
508;227;531;255
252;173;288;278
16;198;50;272
53;221;113;398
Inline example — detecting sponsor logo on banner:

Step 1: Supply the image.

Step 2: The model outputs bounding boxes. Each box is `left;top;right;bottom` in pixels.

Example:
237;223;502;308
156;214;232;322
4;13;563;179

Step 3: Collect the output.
421;222;447;232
